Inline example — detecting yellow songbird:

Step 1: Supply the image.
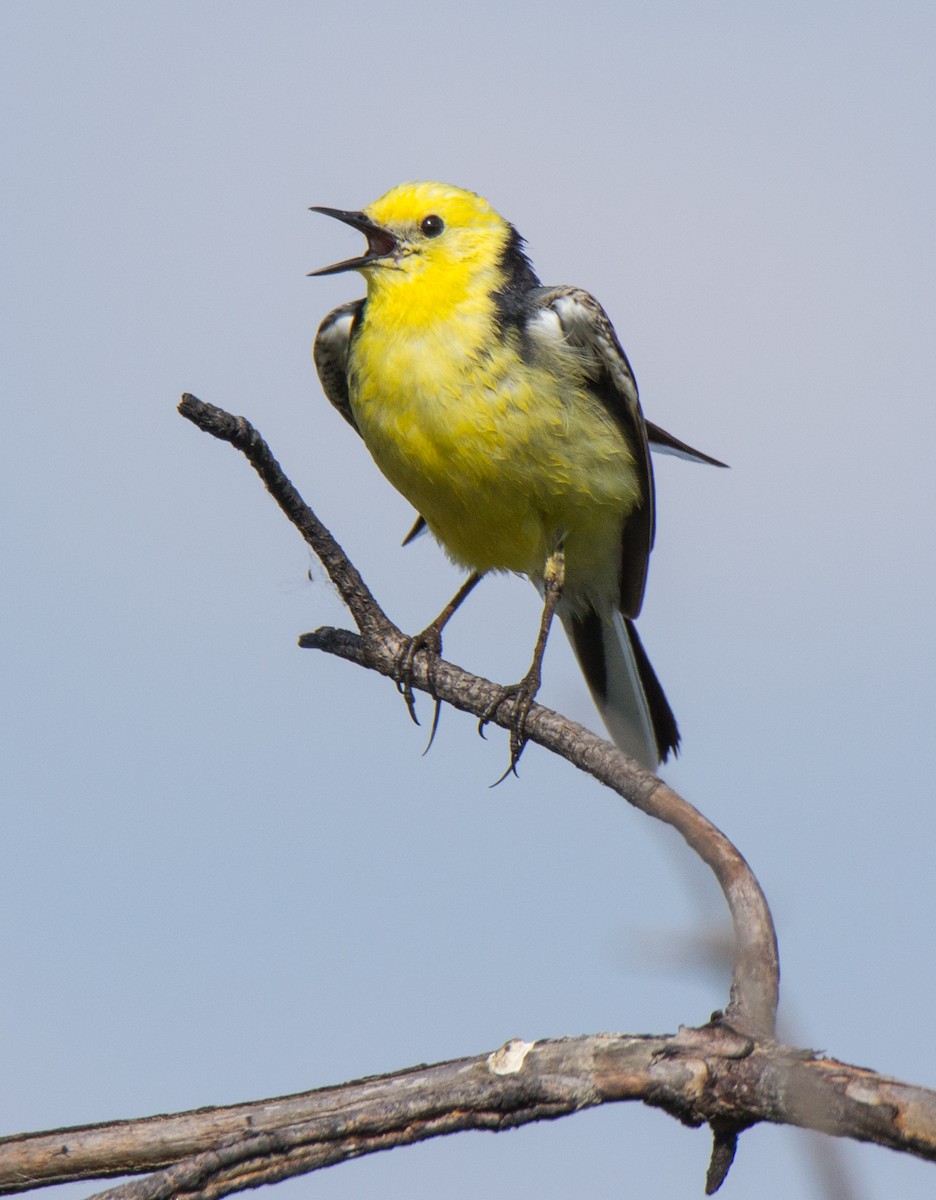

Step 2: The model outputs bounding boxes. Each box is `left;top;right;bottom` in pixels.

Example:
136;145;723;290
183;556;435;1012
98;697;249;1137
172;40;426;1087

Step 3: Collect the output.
311;182;724;770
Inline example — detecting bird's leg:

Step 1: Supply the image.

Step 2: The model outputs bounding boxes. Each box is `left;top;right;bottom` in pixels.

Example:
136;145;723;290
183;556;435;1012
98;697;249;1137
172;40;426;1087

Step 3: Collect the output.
394;572;483;741
481;542;565;777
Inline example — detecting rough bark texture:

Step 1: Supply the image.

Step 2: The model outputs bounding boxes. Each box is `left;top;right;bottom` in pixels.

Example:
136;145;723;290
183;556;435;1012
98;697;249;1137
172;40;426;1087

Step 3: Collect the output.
2;1032;935;1200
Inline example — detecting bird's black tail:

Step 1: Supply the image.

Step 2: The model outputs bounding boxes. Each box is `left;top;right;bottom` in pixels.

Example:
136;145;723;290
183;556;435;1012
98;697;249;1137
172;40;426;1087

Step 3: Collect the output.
563;607;679;769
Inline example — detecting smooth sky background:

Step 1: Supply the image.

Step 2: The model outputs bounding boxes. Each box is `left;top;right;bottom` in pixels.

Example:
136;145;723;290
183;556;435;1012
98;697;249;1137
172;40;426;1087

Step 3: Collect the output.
2;3;935;1197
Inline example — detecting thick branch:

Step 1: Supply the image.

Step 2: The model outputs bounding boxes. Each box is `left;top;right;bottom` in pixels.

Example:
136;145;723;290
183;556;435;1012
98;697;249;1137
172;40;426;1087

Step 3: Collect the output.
177;395;777;1039
2;1032;935;1199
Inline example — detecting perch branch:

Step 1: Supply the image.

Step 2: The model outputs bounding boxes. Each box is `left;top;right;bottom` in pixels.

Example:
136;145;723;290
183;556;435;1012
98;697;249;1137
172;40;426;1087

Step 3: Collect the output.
177;394;778;1041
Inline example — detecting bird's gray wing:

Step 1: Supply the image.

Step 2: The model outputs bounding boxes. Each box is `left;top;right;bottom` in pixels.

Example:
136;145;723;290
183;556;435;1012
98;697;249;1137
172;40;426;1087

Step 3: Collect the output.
313;299;364;433
525;285;654;618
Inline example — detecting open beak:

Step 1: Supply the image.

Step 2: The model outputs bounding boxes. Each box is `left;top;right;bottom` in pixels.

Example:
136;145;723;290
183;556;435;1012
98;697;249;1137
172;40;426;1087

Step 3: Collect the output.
308;207;399;276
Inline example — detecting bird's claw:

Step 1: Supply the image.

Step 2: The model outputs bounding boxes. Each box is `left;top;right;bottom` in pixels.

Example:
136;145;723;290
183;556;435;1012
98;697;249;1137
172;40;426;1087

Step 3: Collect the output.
394;626;444;747
478;670;542;782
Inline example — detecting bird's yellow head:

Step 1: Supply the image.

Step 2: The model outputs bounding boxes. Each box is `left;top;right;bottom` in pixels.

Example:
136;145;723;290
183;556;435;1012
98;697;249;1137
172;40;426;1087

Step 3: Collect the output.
310;182;528;306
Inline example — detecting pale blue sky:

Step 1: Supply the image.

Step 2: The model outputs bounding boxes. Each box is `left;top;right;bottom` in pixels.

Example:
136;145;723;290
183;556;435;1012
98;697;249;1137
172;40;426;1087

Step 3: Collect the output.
2;3;935;1197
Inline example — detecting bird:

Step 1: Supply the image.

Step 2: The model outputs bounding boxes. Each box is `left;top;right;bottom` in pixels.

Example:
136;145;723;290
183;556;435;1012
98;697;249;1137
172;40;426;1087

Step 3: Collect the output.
310;182;725;772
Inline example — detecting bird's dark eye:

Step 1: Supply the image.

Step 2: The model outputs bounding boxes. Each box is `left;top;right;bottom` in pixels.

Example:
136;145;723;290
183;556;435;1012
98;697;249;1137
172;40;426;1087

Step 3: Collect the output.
420;214;444;238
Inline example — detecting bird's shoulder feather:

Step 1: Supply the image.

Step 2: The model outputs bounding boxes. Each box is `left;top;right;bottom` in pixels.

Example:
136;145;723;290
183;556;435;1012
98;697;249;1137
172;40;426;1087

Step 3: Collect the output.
522;286;641;410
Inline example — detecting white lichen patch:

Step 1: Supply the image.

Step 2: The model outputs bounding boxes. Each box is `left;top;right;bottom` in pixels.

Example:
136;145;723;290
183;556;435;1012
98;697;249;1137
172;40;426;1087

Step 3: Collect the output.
487;1038;536;1075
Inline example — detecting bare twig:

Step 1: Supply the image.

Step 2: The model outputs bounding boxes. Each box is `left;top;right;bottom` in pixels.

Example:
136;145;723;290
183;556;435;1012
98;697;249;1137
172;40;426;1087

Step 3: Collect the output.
176;396;394;643
178;394;778;1041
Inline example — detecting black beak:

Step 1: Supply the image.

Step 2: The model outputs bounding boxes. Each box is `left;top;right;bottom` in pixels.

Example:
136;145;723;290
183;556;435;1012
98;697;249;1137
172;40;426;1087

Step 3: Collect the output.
308;207;399;276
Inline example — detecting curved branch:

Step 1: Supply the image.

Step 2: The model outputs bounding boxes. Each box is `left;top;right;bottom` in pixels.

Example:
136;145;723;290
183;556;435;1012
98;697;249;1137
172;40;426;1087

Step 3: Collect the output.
178;394;778;1039
2;1032;935;1199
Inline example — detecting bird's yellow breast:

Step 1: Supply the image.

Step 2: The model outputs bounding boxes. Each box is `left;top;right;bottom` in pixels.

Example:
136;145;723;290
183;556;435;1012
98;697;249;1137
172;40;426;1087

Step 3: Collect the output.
348;287;641;609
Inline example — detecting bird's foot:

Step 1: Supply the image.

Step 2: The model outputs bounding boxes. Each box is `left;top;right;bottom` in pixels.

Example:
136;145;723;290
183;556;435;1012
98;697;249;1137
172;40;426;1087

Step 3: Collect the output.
478;664;543;782
392;573;483;754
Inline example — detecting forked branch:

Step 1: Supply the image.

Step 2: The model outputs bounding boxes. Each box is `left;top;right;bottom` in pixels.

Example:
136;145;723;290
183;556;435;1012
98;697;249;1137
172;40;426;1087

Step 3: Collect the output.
7;396;932;1200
